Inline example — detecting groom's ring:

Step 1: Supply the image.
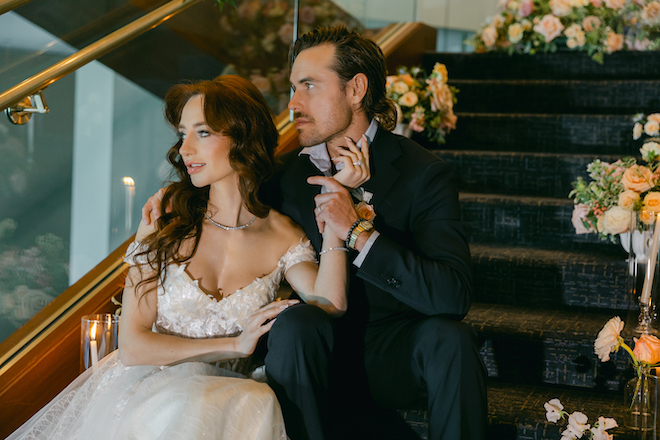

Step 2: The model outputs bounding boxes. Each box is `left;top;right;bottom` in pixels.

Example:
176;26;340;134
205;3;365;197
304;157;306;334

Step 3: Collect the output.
317;206;323;213
353;160;363;166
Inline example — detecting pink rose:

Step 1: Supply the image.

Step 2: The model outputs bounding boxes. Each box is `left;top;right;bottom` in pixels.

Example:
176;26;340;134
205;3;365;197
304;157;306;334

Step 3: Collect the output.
278;23;294;44
605;30;624;53
482;25;498;48
571;204;592;234
582;16;601;31
519;0;534;17
605;0;625;9
300;6;316;24
621;165;655;192
533;15;565;43
633;334;660;364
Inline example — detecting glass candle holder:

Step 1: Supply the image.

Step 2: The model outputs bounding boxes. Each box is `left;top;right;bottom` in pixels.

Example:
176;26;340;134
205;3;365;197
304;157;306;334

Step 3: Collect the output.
81;314;119;370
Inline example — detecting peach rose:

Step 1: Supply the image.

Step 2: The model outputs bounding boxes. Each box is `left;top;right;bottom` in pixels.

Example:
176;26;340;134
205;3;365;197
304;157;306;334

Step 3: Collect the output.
605;30;624;53
534;15;565;43
392;81;409;95
619;190;640;211
399;74;415;87
582;15;601;31
508;23;525;43
482;25;498;47
605;0;625;8
648;113;660;123
386;75;397;90
550;0;573;16
622;165;655;192
590;0;603;6
492;14;506;28
399;91;419;107
643;1;660;22
600;206;631;234
441;110;458;132
429;83;454;113
433;63;449;83
633;334;660;364
519;0;534;17
644;192;660;211
355;202;376;221
645;120;660;136
634;122;643;140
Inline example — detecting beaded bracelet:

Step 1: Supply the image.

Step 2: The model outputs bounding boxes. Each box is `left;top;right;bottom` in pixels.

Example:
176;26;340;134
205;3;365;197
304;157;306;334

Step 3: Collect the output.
318;246;350;256
345;219;365;248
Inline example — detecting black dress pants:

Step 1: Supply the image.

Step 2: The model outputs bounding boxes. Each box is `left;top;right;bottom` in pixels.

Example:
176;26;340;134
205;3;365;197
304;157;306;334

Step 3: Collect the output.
265;304;334;440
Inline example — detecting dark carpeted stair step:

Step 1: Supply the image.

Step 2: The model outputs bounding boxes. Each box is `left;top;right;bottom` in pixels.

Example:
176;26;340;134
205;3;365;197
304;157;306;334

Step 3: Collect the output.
466;303;631;389
424;51;660;81
470;243;628;310
401;381;640;440
459;193;610;248
438;150;622;199
448;79;660;114
426;113;637;155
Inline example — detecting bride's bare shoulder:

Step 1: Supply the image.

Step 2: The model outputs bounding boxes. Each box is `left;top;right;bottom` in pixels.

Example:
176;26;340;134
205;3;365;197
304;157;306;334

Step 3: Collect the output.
265;210;306;246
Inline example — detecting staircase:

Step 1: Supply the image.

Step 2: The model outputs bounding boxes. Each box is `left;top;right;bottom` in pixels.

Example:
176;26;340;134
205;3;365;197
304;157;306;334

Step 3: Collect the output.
404;51;660;439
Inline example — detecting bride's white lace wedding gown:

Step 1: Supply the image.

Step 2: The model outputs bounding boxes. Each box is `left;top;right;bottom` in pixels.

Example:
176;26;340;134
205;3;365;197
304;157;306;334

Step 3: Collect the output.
8;240;316;440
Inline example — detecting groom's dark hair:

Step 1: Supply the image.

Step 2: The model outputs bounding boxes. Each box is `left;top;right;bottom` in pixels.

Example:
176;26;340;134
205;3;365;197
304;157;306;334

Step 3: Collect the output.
290;25;396;131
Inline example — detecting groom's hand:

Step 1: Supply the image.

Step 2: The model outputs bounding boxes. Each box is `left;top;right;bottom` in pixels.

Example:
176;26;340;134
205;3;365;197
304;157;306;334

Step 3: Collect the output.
307;176;359;239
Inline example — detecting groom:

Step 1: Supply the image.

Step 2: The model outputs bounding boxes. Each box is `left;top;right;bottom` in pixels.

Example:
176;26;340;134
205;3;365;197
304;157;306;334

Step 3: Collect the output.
262;26;487;440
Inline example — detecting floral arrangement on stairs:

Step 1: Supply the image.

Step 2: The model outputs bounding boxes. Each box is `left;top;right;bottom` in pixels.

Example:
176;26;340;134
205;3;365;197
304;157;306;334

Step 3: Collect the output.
468;0;660;63
385;63;459;145
0;218;68;338
569;112;660;241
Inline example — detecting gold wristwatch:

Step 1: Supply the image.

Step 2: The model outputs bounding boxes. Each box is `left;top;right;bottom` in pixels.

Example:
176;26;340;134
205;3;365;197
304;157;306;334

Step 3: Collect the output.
348;220;374;250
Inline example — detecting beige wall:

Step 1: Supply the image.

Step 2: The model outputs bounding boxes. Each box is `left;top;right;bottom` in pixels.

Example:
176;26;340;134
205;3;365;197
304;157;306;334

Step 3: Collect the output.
335;0;498;31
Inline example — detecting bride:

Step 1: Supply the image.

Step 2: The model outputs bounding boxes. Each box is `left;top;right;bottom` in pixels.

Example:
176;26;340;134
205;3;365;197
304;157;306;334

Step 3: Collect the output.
7;75;368;440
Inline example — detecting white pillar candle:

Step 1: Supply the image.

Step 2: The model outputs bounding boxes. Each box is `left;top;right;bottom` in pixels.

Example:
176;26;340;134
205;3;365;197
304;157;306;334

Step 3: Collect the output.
641;213;660;306
90;321;99;366
123;177;135;231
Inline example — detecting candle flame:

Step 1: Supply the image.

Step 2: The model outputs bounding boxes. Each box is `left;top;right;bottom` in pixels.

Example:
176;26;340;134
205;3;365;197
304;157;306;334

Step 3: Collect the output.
122;177;135;186
90;321;97;339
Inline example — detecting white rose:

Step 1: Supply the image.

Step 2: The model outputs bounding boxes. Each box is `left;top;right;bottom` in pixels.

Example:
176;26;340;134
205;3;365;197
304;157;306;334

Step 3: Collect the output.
594;316;624;362
641;142;660;161
544;398;564;422
633;122;643;140
600;206;631;235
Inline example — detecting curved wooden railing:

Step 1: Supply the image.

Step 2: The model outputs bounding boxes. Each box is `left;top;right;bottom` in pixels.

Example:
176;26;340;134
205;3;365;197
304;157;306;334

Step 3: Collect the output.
0;21;436;438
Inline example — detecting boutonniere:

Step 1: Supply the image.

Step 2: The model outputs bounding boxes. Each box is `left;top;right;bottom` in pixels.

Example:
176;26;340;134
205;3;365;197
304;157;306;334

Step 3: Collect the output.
352;187;373;204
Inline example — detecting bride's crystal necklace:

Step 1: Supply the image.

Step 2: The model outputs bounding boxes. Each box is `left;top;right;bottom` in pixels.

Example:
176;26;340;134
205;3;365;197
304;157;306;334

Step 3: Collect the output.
204;213;256;231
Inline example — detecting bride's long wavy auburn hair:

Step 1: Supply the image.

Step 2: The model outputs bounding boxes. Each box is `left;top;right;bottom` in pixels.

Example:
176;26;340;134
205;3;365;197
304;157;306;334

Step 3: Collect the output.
133;75;278;296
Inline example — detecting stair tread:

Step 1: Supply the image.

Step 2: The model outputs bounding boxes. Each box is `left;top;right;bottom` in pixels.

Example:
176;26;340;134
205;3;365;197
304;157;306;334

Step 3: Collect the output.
470;242;624;262
460;192;573;205
466;303;619;341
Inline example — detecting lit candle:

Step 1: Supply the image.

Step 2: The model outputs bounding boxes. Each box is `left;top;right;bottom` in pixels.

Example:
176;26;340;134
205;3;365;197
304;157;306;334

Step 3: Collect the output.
641;213;660;306
123;177;135;231
90;321;99;367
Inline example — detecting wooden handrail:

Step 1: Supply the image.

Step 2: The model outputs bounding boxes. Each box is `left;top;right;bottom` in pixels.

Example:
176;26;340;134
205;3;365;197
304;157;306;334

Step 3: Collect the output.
0;0;35;16
0;0;203;112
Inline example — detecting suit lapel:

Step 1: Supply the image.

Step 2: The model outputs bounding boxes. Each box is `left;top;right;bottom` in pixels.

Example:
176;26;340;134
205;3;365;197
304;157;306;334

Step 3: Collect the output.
283;155;324;250
362;128;402;211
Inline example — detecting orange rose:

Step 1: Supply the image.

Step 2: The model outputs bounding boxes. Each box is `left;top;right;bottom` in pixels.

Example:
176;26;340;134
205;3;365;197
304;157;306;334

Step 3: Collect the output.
621;165;654;192
399;74;415;87
605;30;624;53
355;202;376;221
644;192;660;211
633;334;660;364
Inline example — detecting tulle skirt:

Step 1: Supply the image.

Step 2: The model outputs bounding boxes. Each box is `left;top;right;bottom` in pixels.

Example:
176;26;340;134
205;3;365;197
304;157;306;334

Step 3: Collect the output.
7;351;287;440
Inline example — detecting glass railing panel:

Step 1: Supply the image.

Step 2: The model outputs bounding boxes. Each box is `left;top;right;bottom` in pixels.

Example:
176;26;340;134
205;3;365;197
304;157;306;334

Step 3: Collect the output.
0;1;169;94
0;14;177;343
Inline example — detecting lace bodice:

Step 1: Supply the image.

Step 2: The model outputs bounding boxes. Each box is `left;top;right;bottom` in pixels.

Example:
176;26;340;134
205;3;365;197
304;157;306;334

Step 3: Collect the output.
124;240;315;374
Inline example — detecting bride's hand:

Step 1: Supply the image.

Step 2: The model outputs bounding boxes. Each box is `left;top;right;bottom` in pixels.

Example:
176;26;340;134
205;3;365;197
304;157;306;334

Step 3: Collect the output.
234;299;299;357
141;187;169;225
332;135;370;189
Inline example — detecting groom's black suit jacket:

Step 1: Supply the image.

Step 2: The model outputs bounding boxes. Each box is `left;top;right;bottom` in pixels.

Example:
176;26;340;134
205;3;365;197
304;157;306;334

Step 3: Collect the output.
274;127;472;328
